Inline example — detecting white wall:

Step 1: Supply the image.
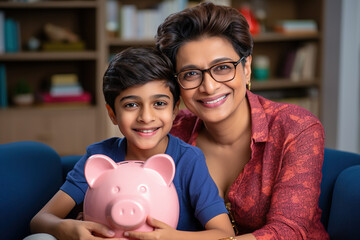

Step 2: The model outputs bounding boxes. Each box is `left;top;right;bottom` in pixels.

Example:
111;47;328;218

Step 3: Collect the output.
322;0;360;153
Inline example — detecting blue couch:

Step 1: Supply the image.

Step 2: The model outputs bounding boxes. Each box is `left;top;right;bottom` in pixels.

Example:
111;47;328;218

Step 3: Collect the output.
1;141;360;240
0;141;81;240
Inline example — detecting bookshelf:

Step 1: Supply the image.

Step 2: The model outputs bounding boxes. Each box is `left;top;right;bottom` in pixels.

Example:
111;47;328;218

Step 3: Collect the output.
0;0;107;155
0;0;324;154
105;0;323;118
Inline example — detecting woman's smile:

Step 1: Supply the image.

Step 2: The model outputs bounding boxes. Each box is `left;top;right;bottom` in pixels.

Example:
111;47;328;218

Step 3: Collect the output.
198;93;230;107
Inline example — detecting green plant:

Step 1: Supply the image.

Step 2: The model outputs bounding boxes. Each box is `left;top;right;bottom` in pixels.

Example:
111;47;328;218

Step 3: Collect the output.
14;79;32;95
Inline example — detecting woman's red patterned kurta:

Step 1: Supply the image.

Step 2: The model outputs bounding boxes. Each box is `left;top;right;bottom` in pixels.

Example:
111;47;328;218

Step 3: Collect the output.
170;91;329;240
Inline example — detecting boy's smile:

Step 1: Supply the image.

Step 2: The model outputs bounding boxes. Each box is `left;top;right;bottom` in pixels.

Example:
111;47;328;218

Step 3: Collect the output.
106;80;178;160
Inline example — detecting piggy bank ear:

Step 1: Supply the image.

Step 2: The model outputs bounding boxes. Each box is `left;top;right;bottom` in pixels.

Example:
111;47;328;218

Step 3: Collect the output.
84;154;117;188
143;154;175;186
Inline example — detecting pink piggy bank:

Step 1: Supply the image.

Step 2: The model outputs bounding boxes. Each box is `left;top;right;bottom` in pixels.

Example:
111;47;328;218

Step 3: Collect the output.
83;154;179;238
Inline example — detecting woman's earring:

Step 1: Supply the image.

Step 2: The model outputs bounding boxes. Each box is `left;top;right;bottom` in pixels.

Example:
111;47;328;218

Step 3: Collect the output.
247;81;251;91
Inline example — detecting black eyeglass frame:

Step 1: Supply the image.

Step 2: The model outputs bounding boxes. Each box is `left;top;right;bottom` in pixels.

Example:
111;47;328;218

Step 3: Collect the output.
175;56;247;90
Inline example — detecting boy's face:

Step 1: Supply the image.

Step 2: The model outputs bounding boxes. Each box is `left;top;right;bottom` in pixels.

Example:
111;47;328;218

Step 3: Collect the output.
106;80;179;157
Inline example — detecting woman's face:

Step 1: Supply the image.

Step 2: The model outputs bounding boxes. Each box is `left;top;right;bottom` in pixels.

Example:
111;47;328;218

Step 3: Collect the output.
176;36;252;123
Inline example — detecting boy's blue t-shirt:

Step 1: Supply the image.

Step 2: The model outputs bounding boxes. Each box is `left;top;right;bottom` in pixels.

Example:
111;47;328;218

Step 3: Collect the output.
61;134;227;231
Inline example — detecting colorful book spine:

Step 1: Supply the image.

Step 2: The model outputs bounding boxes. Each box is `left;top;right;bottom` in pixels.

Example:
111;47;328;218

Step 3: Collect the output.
41;92;91;103
0;64;7;108
4;18;20;53
275;20;318;34
0;11;5;54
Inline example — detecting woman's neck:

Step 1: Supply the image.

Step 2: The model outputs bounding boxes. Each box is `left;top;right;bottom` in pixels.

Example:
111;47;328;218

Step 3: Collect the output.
201;98;251;146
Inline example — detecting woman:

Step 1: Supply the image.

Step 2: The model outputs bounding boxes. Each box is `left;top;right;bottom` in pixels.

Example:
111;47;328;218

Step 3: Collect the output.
155;2;329;240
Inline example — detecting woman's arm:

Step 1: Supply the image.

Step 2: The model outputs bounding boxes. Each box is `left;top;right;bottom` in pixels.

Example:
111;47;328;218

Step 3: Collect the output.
252;122;326;239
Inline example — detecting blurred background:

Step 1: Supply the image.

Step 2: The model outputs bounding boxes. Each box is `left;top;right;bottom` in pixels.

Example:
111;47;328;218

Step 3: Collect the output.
0;0;359;155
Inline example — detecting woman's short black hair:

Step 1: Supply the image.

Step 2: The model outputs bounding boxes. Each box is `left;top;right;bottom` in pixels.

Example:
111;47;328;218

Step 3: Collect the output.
156;2;253;68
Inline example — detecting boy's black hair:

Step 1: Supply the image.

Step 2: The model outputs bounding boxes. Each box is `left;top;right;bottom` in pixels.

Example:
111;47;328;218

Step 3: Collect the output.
103;47;180;112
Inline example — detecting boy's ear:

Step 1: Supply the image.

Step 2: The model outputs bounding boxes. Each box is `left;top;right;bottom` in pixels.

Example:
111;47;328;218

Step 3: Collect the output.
105;104;117;125
173;100;180;119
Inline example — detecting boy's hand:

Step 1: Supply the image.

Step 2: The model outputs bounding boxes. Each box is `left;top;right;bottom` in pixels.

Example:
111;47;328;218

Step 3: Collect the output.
58;219;120;240
123;216;176;240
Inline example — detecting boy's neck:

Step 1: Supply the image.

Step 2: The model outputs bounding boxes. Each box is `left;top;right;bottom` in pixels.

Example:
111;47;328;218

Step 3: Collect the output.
125;136;169;161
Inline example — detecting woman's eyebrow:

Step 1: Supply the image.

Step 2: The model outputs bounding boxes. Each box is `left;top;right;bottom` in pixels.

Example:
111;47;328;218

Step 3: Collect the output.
178;57;235;72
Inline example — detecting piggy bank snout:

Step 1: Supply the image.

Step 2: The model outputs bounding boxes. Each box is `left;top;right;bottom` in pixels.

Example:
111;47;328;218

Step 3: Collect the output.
108;197;149;230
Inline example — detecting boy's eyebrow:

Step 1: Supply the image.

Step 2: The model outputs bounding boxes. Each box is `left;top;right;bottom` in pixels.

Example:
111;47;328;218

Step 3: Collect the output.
120;95;140;102
120;94;171;102
152;94;171;100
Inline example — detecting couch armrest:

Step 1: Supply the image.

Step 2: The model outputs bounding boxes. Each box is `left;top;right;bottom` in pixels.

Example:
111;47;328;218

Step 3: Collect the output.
327;165;360;240
61;155;82;181
320;148;360;228
0;141;62;240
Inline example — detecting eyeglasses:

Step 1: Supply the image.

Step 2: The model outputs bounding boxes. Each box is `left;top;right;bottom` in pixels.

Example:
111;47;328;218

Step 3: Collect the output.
175;56;246;90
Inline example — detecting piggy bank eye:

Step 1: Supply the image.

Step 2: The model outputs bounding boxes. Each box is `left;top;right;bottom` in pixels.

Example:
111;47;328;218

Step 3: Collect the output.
112;186;120;194
138;185;147;193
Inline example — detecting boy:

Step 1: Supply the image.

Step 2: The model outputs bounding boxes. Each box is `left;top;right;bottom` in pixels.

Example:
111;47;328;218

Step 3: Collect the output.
30;47;234;240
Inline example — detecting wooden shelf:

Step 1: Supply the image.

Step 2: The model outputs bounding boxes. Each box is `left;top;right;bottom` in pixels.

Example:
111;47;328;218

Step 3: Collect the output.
0;51;98;61
108;38;155;47
252;79;318;91
0;1;97;9
253;32;321;42
0;0;107;155
0;105;96;113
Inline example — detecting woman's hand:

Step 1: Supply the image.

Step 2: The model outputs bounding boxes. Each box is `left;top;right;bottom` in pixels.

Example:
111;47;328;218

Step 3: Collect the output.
124;216;176;240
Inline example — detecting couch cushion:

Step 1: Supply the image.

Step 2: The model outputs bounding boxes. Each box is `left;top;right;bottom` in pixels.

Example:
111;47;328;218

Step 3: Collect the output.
319;148;360;229
0;141;62;240
327;165;360;240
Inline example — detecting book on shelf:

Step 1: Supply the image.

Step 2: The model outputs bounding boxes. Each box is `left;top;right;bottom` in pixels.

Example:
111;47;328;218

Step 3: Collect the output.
117;0;188;40
290;46;308;82
0;11;5;54
275;20;318;34
51;73;78;85
39;73;92;105
106;0;120;37
119;5;137;40
0;64;7;108
4;18;20;53
49;73;84;96
280;49;297;78
50;83;84;97
137;8;160;40
280;43;317;82
301;43;317;80
205;0;231;6
40;92;91;104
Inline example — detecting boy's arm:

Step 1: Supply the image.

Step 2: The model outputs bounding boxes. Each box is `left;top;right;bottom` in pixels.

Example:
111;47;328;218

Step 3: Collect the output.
124;213;235;240
30;190;115;240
